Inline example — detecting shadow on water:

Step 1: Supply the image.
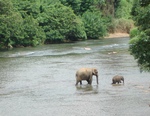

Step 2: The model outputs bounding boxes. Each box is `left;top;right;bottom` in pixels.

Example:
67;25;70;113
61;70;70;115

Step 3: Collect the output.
76;84;99;95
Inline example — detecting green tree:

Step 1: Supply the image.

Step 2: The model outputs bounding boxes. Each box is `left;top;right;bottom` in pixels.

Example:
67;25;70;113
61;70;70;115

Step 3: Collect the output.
37;3;86;43
60;0;81;15
60;0;95;15
21;15;46;46
0;0;23;49
129;0;150;71
0;0;46;49
13;0;61;17
96;0;115;17
115;0;133;19
80;0;95;15
82;10;107;39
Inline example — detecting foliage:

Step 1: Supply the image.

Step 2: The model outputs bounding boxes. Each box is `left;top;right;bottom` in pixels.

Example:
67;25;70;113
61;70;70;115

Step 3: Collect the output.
96;0;134;33
0;0;46;49
21;15;46;46
0;0;13;15
79;0;95;15
0;0;135;49
60;0;81;15
115;0;133;19
129;27;139;38
109;18;134;33
0;0;23;48
37;3;86;43
129;0;150;71
129;32;150;71
13;0;61;18
131;1;150;32
13;0;40;18
82;9;107;39
0;13;23;48
96;0;115;17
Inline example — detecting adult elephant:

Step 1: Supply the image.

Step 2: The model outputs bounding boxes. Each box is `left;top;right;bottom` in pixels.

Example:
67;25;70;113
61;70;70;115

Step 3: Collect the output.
75;68;98;85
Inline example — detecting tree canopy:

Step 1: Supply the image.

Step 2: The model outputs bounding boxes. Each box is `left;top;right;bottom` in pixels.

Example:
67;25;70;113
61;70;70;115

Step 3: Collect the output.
0;0;134;49
129;0;150;72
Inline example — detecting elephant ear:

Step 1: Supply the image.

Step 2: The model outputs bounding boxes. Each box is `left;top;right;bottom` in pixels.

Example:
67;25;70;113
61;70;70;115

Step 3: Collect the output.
92;68;98;75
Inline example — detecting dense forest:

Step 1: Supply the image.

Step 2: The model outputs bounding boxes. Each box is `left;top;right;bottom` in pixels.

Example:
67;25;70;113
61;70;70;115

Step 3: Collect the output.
0;0;149;71
0;0;134;49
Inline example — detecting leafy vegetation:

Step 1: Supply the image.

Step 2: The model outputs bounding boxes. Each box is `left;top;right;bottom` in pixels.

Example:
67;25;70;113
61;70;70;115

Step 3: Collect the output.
38;3;87;43
129;0;150;71
115;0;133;19
109;18;134;33
108;0;134;33
0;0;46;48
0;0;134;49
82;9;107;39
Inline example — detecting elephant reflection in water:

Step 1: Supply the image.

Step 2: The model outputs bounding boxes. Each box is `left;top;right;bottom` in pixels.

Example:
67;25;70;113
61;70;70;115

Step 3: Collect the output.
76;84;93;91
76;84;99;94
75;68;99;86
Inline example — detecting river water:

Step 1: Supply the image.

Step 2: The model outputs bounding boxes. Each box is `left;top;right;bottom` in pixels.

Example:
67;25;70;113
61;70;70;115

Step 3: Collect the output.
0;37;150;116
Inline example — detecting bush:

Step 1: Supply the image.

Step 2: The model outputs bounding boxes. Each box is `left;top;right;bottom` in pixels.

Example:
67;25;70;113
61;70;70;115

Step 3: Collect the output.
129;32;150;71
129;0;150;72
0;0;24;49
21;15;46;47
38;3;86;43
129;27;139;38
115;0;133;19
82;10;107;39
109;18;134;33
0;13;23;49
0;0;46;49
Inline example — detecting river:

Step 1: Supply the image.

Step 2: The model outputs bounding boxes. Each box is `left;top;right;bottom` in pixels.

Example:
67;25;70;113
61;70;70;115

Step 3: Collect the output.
0;37;150;116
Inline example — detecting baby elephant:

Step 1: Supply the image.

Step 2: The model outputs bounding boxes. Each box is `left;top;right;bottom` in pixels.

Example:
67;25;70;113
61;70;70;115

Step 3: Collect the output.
75;68;98;86
112;75;124;84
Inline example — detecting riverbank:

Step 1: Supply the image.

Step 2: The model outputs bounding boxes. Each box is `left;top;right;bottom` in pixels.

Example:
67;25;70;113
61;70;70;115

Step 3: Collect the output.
105;33;129;38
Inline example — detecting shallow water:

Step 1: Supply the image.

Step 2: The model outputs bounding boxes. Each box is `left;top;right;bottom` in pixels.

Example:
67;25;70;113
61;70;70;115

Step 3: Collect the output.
0;37;150;116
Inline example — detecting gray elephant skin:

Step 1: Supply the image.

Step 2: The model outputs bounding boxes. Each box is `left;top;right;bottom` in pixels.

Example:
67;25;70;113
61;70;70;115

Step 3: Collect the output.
75;68;98;85
112;75;124;84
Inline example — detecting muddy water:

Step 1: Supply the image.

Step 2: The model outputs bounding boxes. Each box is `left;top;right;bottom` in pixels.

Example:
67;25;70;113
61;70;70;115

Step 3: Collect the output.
0;37;150;116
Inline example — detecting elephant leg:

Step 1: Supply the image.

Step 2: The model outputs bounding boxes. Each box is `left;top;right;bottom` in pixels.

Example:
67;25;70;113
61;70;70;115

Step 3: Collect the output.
80;81;82;85
87;79;90;84
112;80;116;84
75;79;80;85
88;76;93;85
89;79;92;85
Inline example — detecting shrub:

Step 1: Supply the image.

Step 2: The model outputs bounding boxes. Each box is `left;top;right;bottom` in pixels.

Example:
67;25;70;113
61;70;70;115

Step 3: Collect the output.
109;18;134;33
22;15;46;47
115;0;133;19
129;0;150;71
38;3;86;43
129;27;139;38
129;32;150;71
82;10;107;39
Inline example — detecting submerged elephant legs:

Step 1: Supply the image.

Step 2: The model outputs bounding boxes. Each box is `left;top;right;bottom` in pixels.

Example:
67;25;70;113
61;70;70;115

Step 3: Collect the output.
75;79;92;85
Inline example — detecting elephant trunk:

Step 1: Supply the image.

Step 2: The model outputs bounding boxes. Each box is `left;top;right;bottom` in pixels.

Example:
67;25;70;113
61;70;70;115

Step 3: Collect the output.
96;75;99;84
122;78;124;84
